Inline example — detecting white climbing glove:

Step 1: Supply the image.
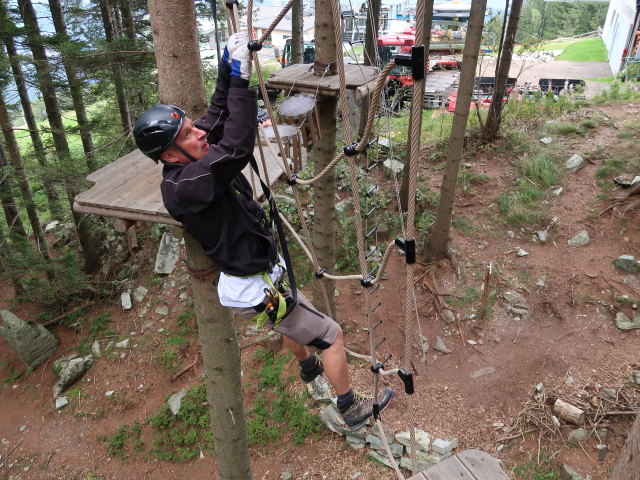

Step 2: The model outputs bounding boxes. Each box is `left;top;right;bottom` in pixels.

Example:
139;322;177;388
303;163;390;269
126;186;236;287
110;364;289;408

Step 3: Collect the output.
223;32;248;65
230;44;253;81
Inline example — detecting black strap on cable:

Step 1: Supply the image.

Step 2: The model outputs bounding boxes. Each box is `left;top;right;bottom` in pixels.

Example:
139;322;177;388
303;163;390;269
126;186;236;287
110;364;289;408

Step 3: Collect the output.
248;154;298;305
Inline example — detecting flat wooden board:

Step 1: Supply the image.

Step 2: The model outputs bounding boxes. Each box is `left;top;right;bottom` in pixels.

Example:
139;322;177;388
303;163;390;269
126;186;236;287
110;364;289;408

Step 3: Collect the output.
266;63;380;96
407;449;509;480
74;142;287;226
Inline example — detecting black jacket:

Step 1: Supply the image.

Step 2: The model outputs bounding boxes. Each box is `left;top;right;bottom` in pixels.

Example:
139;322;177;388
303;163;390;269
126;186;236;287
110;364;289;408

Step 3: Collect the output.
160;65;278;276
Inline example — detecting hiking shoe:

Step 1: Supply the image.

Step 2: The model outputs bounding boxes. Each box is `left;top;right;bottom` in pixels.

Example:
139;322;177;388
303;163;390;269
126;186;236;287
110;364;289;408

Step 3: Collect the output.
342;387;394;430
299;356;324;384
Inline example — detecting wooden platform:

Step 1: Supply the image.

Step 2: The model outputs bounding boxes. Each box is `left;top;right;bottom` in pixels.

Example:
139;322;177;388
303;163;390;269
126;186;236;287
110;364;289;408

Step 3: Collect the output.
408;449;508;480
73;143;286;226
266;63;380;96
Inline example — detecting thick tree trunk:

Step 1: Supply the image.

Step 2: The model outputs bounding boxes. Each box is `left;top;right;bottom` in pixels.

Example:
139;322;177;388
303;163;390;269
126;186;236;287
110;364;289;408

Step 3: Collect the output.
312;0;337;318
18;0;100;273
0;0;62;218
48;0;97;171
0;145;27;238
357;0;381;138
0;91;54;280
0;224;24;296
399;0;434;211
290;0;303;64
118;0;136;41
611;413;640;480
98;0;132;134
147;1;251;478
481;0;523;143
423;0;487;261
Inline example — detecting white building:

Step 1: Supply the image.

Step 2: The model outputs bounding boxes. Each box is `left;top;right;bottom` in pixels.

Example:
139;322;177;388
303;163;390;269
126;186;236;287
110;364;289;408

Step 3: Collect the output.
602;0;640;73
244;4;315;49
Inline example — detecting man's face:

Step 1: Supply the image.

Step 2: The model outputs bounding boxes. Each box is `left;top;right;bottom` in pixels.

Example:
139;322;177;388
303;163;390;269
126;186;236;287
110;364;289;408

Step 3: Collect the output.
160;117;209;164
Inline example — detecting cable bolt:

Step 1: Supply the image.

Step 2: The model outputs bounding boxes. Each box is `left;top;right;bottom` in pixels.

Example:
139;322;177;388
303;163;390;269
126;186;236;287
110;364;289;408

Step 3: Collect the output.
286;174;298;185
397;369;414;394
315;268;326;278
343;142;359;156
225;0;238;8
360;275;374;288
248;40;262;52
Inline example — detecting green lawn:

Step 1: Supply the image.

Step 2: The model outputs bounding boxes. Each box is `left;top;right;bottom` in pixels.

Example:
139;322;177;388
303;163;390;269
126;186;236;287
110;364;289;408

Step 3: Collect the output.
556;36;608;62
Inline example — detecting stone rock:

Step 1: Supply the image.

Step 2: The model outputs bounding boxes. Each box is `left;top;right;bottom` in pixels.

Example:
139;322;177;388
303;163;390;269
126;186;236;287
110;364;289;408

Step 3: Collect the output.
53;355;93;397
44;220;60;233
613;255;640;274
336;198;354;216
346;432;367;448
280;470;293;480
382;158;404;179
115;338;130;348
154;232;181;275
553;187;564;196
568;428;589;443
539;137;552;145
614;312;640;331
121;291;132;310
168;389;187;415
431;437;459;455
155;306;169;316
568;230;589;247
0;310;59;369
442;310;455;324
434;336;452;354
407;447;452;464
399;456;433;472
471;366;495;378
53;223;75;246
132;286;149;303
369;450;401;469
91;341;101;357
565;154;584;173
320;404;350;435
55;396;69;409
536;276;547;287
502;291;530;316
537;230;548;242
378;137;391;153
516;248;529;257
307;376;332;404
395;429;431;451
560;463;591;480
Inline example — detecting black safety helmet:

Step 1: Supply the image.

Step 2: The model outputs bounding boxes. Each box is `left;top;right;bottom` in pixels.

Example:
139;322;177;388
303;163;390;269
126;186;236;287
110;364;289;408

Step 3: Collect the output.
133;104;185;162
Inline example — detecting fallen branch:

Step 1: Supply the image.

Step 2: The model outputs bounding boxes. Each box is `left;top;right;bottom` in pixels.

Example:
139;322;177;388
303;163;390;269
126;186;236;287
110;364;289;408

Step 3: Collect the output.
41;301;91;327
0;438;23;468
171;356;200;381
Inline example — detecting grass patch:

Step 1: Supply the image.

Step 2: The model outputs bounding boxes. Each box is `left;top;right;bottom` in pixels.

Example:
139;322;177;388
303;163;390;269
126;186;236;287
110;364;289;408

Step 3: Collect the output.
246;348;323;447
513;451;559;479
556;37;607;62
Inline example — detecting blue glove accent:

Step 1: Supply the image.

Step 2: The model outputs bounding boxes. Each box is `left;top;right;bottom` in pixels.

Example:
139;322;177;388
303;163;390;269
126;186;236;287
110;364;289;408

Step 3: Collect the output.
222;46;230;64
231;58;242;77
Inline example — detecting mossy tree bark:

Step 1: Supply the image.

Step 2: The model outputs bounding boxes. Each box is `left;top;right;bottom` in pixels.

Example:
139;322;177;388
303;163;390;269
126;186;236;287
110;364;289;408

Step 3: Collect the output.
357;0;381;139
311;0;337;318
422;0;487;261
291;0;304;64
147;1;251;478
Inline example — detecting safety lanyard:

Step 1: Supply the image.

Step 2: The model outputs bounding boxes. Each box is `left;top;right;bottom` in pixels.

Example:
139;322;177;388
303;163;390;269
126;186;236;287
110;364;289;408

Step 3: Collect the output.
247;154;298;306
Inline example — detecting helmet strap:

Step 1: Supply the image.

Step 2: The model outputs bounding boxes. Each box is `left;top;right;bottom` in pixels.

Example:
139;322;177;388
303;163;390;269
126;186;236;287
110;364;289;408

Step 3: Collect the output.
169;141;199;163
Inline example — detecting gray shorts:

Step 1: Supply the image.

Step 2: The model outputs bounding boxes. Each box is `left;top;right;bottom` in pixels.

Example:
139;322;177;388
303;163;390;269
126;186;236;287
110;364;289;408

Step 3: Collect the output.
232;291;340;349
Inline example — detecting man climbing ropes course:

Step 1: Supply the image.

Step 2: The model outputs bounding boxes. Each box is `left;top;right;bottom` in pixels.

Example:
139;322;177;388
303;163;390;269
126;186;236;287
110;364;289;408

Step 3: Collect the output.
133;32;393;430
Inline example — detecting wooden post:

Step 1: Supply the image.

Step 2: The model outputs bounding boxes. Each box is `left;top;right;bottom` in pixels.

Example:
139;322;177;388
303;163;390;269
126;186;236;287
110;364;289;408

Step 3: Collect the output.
147;1;252;478
611;413;640;480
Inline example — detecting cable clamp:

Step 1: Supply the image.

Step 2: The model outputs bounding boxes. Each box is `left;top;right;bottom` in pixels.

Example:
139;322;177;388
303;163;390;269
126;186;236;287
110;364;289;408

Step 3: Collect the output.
372;403;381;420
360;275;374;288
343;142;359;156
370;354;391;374
225;0;238;9
395;237;416;264
248;40;262;52
286;174;298;185
393;45;425;81
315;268;326;278
397;369;414;394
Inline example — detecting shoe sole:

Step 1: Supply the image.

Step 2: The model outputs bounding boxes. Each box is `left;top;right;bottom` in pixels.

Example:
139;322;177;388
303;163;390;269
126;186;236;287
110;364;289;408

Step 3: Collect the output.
300;367;324;384
346;391;394;431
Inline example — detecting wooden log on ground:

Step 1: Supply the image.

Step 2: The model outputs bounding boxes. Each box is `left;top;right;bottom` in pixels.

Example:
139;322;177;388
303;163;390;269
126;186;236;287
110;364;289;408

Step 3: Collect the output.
553;399;586;425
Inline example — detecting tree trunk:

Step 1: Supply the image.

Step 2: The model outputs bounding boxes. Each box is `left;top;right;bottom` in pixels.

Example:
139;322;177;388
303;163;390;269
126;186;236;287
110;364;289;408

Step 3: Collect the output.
0;90;54;280
423;0;487;261
147;1;251;478
0;144;27;238
399;0;434;211
0;224;24;296
118;0;136;41
481;0;523;144
357;0;381;138
48;0;97;171
0;0;62;218
611;413;640;480
290;0;303;64
18;0;100;273
311;0;338;318
98;0;132;134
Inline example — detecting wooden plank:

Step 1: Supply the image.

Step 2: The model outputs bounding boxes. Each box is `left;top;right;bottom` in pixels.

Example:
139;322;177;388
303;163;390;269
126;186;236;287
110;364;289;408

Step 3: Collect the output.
267;63;380;96
73;143;285;226
406;449;508;480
